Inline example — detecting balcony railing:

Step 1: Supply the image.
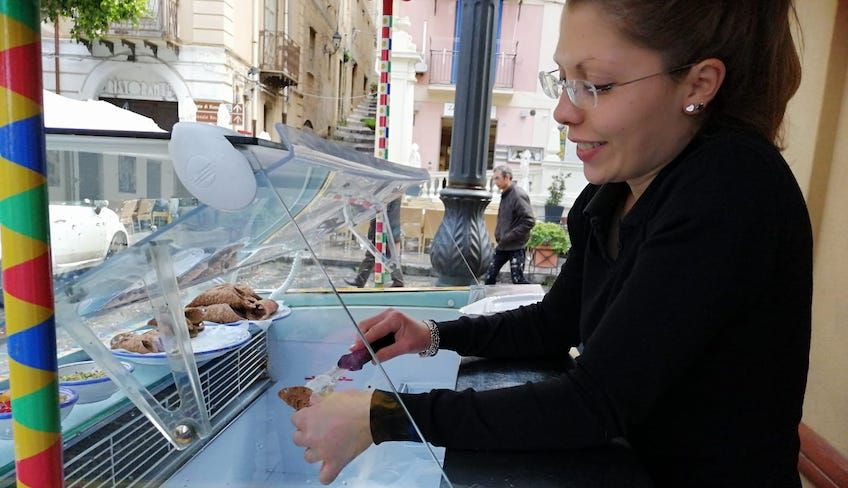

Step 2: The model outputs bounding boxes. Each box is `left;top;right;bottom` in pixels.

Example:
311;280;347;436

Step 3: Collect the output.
259;30;301;86
108;0;178;41
428;49;516;89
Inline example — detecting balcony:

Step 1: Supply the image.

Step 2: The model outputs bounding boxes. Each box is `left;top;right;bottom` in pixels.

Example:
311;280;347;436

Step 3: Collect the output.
428;49;516;90
259;30;300;89
108;0;178;43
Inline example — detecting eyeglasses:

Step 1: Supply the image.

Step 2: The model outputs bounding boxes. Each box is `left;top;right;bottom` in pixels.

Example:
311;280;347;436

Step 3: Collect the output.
538;64;695;109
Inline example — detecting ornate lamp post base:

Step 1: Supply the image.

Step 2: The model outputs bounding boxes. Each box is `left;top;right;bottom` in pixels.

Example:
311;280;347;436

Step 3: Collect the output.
430;188;494;286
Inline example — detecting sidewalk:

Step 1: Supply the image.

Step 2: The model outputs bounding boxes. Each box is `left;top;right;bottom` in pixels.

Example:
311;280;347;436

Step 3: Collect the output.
312;238;561;286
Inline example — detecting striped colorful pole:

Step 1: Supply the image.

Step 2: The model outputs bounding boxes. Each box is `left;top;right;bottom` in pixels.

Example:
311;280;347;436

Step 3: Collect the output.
373;213;386;286
0;1;64;486
374;0;393;160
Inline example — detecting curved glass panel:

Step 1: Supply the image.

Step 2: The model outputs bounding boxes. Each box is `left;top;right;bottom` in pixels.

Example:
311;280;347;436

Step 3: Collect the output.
0;124;483;486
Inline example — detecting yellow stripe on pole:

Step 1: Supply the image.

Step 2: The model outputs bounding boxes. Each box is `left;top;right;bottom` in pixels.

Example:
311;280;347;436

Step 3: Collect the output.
3;295;53;335
0;229;47;267
12;423;60;460
7;362;56;399
0;15;38;52
0;155;45;201
0;86;41;127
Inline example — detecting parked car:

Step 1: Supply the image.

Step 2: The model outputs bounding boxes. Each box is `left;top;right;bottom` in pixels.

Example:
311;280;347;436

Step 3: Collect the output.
0;200;128;308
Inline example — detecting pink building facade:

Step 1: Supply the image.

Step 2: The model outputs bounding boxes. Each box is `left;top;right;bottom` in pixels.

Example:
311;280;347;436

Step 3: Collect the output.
393;0;586;209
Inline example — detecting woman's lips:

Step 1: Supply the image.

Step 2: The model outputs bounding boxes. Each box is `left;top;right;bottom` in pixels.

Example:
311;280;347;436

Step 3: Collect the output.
574;141;607;162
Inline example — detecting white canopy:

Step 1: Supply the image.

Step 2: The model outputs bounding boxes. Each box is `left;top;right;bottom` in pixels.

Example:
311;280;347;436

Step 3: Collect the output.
43;90;166;133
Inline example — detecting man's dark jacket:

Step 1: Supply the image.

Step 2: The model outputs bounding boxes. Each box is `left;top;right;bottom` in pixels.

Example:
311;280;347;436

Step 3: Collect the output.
495;184;535;251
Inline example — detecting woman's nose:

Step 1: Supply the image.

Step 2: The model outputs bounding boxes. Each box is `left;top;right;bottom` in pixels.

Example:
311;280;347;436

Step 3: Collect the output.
553;92;583;127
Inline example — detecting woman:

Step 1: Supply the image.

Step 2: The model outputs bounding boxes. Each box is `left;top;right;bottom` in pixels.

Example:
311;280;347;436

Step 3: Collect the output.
292;1;812;486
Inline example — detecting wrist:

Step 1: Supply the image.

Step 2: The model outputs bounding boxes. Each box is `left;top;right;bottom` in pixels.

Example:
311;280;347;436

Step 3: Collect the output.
418;320;440;357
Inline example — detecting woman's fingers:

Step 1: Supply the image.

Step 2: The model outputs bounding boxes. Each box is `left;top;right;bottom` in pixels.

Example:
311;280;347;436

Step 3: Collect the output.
304;447;321;464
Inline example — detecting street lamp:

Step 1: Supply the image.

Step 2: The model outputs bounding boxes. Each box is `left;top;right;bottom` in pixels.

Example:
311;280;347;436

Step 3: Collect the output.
324;31;342;54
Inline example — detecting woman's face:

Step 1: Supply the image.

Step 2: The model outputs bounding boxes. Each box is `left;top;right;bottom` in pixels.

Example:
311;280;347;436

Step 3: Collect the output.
554;3;698;196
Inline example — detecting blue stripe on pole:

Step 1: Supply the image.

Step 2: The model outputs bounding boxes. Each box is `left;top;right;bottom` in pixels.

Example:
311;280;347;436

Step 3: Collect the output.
7;319;59;371
0;115;45;173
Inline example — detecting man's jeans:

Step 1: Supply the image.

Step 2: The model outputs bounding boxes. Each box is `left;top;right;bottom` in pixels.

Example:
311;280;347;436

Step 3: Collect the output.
484;249;529;285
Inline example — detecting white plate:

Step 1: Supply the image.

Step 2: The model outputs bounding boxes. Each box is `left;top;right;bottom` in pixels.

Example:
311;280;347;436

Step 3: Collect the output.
459;293;544;316
111;324;251;366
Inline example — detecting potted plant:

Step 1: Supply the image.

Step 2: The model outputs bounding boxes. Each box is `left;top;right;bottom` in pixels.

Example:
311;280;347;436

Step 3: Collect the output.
544;172;570;223
527;222;570;268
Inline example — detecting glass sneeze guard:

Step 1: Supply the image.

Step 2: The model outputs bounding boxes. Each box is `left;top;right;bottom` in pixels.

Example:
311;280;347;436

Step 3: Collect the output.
0;123;482;486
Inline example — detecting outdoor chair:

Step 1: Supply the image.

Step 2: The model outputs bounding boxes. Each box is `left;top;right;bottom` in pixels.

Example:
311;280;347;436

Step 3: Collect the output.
484;211;497;245
119;198;139;232
400;206;424;252
136;199;155;230
420;208;445;254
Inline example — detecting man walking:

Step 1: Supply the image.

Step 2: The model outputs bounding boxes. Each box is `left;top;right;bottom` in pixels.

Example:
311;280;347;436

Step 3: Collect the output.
485;165;535;284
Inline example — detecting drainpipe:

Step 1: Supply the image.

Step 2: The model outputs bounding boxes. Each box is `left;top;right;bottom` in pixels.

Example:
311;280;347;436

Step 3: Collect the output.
251;0;261;135
0;1;64;485
54;19;60;94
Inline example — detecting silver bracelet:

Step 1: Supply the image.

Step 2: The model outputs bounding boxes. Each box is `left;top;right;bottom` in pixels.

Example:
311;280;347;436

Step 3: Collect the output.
418;319;440;357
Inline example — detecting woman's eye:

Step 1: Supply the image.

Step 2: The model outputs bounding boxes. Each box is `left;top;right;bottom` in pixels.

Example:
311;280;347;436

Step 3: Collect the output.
593;83;615;93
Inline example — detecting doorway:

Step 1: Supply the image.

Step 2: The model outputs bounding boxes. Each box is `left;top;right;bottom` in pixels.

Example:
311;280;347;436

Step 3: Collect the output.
99;97;179;131
438;117;497;171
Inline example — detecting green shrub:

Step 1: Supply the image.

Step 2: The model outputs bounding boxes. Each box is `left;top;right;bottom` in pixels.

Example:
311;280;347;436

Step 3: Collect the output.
528;222;570;255
361;117;376;130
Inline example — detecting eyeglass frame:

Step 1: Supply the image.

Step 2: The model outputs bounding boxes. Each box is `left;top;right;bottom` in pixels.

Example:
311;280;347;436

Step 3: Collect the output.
538;63;696;108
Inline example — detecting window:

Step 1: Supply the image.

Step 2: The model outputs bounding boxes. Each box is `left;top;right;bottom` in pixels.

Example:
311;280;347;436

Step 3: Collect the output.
452;0;505;84
47;150;61;187
118;155;137;193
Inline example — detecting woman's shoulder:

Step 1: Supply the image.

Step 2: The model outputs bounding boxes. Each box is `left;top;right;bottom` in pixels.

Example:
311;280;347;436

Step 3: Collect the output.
685;128;787;180
655;128;808;223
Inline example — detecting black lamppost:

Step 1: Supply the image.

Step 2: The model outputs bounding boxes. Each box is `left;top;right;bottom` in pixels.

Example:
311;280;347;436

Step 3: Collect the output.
430;0;499;285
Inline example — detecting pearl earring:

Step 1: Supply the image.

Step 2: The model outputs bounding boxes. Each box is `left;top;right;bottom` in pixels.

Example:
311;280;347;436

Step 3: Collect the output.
685;102;705;114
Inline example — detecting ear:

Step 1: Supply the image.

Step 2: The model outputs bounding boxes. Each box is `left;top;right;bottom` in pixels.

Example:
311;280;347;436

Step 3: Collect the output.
682;58;726;109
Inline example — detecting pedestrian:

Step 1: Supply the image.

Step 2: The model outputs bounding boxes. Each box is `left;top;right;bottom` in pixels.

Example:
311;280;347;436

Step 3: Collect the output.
344;198;404;288
484;165;535;284
292;1;811;486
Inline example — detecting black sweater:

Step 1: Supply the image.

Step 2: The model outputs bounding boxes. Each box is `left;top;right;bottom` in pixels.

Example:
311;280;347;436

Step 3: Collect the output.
374;130;812;487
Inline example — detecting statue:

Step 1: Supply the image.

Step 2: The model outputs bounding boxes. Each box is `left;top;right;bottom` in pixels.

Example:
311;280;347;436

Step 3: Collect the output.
519;149;532;191
409;142;422;168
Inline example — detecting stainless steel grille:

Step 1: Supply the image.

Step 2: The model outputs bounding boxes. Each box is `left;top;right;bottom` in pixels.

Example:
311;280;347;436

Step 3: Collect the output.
1;329;268;487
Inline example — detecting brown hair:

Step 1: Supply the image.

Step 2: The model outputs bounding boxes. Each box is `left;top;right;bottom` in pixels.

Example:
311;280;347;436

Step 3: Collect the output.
567;0;802;147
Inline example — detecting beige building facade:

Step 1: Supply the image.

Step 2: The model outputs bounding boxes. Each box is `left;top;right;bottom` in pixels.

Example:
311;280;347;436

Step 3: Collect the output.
784;0;848;483
41;0;377;140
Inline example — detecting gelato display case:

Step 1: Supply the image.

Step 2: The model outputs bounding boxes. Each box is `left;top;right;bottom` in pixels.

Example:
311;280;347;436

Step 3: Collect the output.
0;123;489;487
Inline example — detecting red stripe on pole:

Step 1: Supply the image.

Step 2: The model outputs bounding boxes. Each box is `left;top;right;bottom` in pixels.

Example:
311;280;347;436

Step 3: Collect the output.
5;253;54;309
16;441;63;487
0;42;42;103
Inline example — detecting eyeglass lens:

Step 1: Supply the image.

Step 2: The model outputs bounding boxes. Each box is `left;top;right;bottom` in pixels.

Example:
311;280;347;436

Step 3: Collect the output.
539;72;598;108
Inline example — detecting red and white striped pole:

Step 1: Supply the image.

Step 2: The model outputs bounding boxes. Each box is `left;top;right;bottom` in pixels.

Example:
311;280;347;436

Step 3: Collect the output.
373;0;394;286
375;0;392;161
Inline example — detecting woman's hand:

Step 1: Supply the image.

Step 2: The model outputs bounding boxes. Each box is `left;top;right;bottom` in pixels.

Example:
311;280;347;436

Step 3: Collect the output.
291;389;374;484
350;308;431;362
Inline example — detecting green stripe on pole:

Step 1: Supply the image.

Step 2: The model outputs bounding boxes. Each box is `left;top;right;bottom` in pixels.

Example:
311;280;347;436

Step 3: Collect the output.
0;185;49;241
0;0;39;28
10;382;61;432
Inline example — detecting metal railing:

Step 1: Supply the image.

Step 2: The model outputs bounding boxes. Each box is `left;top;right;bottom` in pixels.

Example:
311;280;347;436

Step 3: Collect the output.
428;49;516;89
0;330;269;487
108;0;179;41
259;30;301;84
